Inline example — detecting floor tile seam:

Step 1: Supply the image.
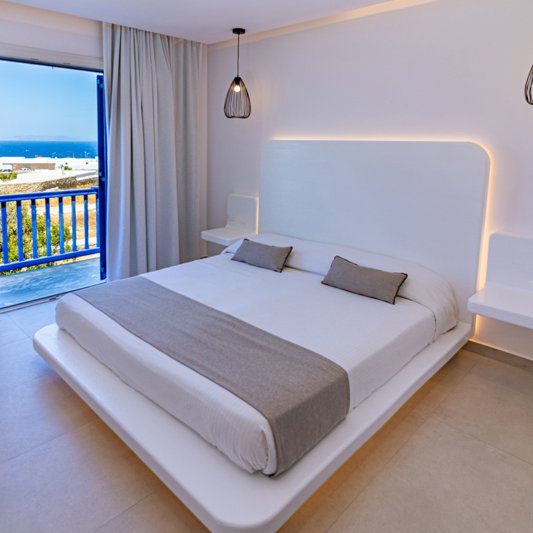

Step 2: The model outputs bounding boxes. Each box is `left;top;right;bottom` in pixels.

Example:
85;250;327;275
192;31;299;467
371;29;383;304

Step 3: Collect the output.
90;490;158;533
0;334;33;352
1;367;65;396
324;414;435;533
326;410;533;533
0;418;96;468
414;363;475;420
432;415;533;469
0;315;29;336
465;359;533;400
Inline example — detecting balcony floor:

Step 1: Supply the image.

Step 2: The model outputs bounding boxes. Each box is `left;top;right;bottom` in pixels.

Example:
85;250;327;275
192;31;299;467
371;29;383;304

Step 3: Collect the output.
0;257;102;309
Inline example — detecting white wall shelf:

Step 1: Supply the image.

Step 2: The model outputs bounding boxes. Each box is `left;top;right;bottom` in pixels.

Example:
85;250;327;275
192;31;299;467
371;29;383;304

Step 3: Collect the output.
201;194;258;247
201;226;256;247
468;232;533;329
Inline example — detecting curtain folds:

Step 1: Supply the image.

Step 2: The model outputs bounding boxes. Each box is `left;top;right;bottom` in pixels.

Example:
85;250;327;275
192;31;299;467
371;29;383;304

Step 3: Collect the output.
103;23;206;281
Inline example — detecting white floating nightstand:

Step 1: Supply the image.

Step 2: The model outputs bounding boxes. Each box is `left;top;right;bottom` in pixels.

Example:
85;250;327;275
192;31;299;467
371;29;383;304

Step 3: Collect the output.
468;232;533;329
201;194;258;247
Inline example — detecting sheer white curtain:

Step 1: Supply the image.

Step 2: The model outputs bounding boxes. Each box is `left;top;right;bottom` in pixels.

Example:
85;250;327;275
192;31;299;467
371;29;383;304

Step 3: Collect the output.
103;23;206;280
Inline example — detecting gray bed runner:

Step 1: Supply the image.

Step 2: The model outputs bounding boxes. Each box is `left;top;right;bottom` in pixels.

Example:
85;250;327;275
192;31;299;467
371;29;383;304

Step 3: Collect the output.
76;276;350;475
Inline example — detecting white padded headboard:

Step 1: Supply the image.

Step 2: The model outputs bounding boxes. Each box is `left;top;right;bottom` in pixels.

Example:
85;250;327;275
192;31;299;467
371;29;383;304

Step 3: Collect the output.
260;140;490;324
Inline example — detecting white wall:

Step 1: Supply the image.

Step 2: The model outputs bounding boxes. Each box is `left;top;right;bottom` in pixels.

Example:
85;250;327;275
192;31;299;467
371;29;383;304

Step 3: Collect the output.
207;0;533;360
0;1;102;69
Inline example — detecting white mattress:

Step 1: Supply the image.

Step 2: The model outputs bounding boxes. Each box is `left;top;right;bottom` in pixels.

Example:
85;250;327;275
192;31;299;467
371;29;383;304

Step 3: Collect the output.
56;238;451;475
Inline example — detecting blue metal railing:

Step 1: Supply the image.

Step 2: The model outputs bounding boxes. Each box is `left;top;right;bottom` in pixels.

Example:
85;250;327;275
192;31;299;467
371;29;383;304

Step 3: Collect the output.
0;187;100;273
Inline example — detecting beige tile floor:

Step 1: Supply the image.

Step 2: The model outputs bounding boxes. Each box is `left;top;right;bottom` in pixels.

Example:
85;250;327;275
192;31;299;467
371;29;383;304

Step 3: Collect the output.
1;300;532;532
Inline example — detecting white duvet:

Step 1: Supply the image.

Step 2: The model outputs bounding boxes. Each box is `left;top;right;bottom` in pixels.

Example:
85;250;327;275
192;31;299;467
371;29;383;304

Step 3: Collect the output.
56;234;458;475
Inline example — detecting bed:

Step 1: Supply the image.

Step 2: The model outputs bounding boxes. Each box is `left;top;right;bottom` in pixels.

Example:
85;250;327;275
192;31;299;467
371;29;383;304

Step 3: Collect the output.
34;140;490;531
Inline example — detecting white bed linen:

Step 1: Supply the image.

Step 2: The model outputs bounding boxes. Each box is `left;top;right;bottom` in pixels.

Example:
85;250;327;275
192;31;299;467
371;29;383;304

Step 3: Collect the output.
225;234;459;338
57;249;442;475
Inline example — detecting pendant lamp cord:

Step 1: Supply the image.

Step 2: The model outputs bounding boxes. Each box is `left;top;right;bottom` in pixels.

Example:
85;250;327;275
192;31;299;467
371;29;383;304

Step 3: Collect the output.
237;33;240;77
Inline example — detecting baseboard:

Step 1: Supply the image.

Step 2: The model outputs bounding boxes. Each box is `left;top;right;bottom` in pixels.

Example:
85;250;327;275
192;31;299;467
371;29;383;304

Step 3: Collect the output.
465;341;533;373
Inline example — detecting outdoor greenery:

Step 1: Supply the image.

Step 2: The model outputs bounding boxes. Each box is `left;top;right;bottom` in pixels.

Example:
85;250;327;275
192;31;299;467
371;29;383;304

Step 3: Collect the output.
0;203;71;276
0;172;17;181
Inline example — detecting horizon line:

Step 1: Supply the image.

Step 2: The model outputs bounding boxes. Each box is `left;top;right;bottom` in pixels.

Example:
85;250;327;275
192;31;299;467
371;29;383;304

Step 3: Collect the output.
0;138;97;142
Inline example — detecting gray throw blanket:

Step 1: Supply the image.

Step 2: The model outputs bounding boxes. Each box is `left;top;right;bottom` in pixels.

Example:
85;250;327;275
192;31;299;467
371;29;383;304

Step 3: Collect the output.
76;276;350;475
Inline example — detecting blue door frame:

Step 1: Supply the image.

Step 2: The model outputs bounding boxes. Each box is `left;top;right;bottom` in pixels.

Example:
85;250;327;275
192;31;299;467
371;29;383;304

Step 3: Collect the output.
96;75;108;281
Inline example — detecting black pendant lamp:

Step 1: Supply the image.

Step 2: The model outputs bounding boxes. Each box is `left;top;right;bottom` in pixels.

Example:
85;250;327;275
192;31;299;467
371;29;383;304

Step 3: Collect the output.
526;64;533;105
224;28;251;118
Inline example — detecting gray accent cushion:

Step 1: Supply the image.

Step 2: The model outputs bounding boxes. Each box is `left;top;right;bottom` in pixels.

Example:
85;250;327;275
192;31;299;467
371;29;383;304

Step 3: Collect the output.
322;256;408;304
231;239;293;272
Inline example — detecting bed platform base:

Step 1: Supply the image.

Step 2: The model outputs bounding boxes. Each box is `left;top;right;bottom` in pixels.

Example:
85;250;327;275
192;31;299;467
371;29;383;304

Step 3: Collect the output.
34;322;471;532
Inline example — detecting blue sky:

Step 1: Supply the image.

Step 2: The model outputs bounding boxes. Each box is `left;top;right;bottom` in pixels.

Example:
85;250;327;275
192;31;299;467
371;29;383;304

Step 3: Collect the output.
0;60;98;141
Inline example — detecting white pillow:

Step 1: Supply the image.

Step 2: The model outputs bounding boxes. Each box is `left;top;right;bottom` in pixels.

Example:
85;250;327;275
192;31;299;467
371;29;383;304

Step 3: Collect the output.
225;233;458;339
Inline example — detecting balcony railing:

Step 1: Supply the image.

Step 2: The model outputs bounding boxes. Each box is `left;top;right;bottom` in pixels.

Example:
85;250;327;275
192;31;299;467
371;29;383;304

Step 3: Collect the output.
0;187;100;273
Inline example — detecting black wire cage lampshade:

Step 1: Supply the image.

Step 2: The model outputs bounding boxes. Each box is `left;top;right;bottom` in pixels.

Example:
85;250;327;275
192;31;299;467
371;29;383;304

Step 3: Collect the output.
526;64;533;105
224;28;251;119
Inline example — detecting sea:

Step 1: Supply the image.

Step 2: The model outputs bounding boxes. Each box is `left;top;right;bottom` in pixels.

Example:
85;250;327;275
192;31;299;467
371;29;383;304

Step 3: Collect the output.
0;140;98;159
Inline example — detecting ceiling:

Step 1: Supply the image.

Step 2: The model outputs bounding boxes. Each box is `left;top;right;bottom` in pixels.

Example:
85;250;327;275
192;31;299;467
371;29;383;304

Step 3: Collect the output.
9;0;386;44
